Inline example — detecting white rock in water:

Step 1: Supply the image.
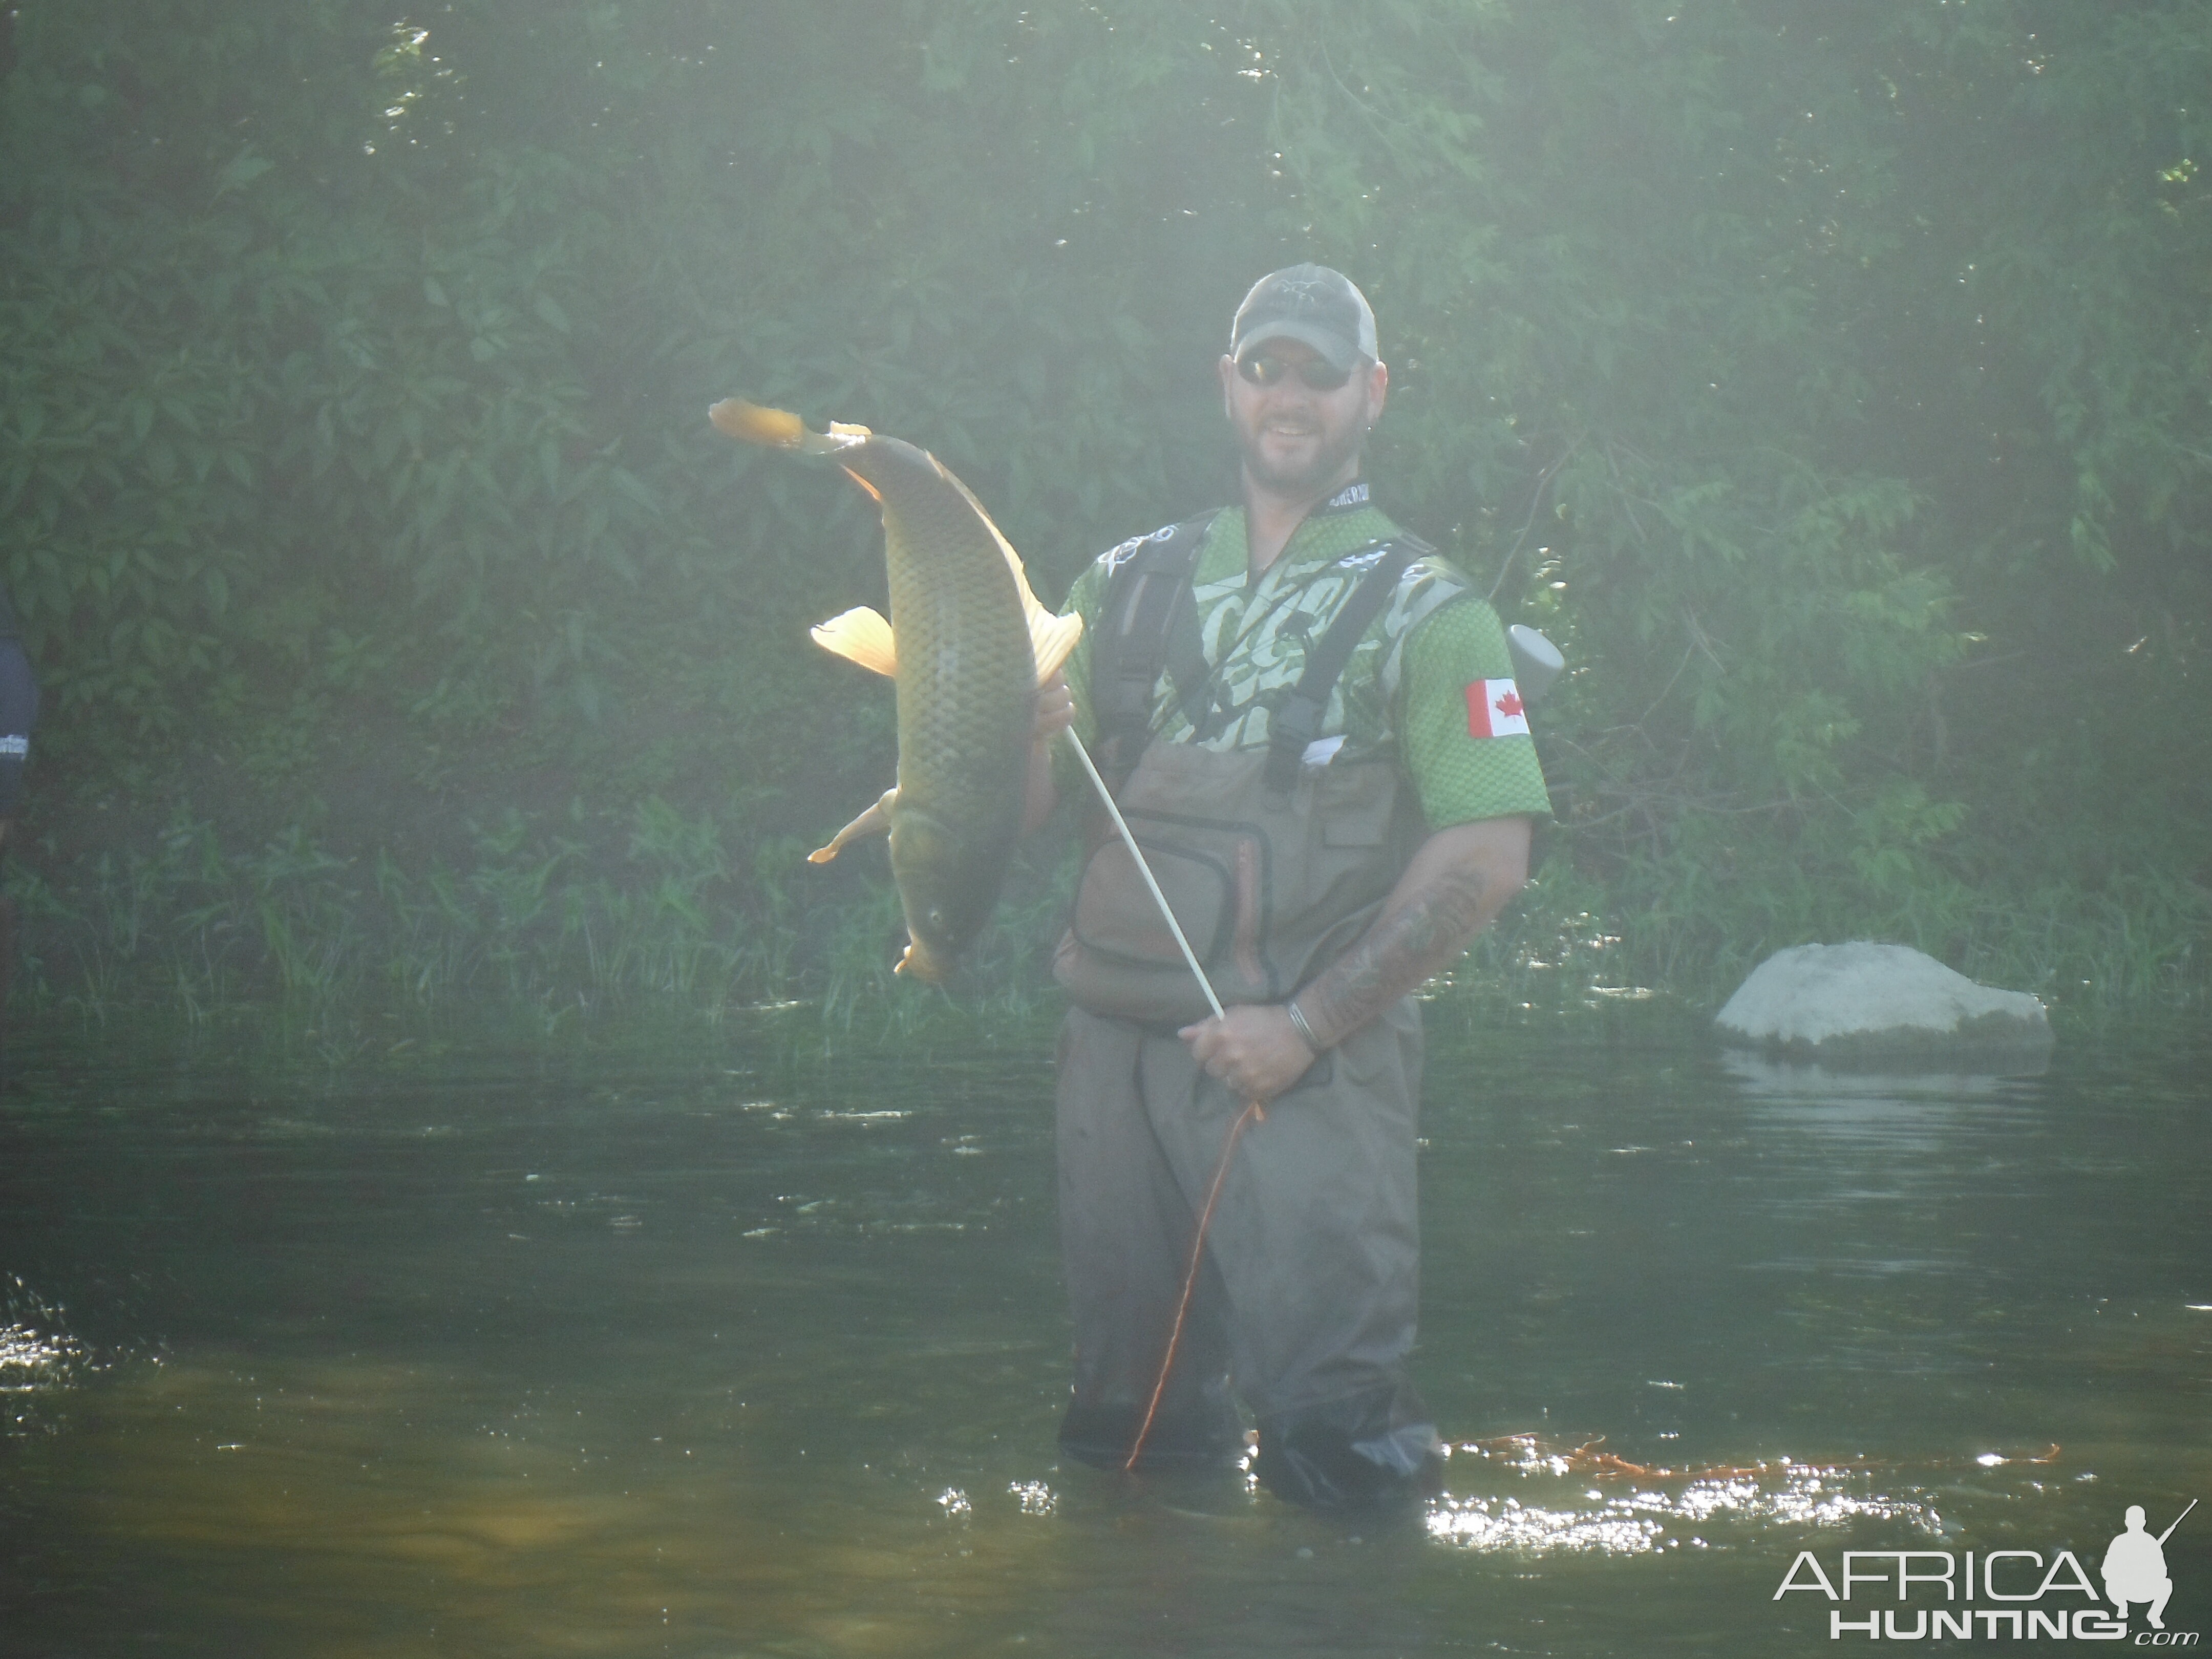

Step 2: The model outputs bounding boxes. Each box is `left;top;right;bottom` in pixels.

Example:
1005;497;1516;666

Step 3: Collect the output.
1715;942;2051;1060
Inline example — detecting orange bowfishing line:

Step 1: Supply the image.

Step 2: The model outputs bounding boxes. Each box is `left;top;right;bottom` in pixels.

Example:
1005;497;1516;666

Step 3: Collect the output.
1123;1097;1265;1471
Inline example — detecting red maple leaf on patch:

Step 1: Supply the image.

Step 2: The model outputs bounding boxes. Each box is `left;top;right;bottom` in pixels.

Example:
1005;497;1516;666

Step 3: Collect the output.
1495;689;1524;720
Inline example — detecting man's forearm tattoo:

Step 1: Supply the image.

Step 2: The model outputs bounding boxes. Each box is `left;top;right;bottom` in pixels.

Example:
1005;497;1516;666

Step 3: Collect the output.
1295;866;1501;1050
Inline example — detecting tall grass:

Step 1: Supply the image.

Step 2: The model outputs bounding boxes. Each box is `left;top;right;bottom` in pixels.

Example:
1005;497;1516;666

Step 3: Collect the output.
7;797;1078;1043
7;801;2203;1046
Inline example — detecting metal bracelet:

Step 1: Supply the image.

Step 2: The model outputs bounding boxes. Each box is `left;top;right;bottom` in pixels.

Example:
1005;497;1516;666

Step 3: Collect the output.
1284;998;1323;1052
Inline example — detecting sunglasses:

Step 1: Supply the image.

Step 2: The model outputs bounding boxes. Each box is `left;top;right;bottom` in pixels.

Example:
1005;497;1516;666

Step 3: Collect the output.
1236;352;1356;391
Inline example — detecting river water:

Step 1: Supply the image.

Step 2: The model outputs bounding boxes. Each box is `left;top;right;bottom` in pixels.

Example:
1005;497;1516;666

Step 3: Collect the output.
2;1005;2206;1656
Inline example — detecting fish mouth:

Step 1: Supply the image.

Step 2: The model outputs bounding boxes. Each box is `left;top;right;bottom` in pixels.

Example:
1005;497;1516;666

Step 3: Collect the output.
893;938;950;983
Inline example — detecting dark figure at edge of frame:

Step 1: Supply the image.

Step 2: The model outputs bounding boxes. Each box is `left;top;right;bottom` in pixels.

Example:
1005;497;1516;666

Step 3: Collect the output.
0;582;38;1056
1019;266;1553;1512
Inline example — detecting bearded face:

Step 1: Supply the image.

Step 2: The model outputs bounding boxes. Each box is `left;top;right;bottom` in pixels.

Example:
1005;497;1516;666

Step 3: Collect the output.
1219;339;1387;500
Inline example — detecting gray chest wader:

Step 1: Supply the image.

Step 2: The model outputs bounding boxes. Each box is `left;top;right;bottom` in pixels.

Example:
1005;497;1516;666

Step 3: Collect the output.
1051;523;1444;1509
1052;528;1428;1025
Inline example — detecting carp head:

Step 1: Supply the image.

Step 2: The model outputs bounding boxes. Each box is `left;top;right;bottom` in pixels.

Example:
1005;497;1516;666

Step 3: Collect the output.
887;806;999;984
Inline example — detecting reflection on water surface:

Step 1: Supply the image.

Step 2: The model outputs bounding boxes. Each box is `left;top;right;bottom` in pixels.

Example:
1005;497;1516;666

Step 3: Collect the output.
1;1010;2206;1655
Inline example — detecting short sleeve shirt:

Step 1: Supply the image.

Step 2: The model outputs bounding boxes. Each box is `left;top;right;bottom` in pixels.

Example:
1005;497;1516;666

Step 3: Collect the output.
1057;486;1551;830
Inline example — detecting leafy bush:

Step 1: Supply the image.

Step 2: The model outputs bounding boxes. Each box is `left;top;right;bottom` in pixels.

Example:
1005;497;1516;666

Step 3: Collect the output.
1;1;2203;1016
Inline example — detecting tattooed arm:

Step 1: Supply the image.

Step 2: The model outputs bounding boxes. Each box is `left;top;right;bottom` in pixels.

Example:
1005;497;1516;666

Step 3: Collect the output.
1181;815;1531;1100
1294;815;1532;1049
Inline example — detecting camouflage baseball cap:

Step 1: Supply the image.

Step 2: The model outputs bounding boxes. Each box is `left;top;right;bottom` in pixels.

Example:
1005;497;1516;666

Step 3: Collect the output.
1228;264;1379;372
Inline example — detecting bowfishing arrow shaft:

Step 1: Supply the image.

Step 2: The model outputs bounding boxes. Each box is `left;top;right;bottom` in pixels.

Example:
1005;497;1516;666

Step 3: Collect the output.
1059;728;1227;1022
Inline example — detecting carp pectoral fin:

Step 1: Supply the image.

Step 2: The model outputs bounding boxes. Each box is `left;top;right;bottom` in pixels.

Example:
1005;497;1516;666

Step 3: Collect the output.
1029;608;1083;684
809;606;898;676
807;786;899;864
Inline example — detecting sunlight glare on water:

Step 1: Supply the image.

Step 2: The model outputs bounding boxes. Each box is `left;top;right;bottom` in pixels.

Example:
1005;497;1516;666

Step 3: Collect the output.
1424;1460;1945;1555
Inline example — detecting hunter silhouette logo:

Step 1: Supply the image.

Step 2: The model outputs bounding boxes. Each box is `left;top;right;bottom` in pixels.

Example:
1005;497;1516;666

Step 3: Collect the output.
1773;1497;2200;1642
2105;1500;2193;1632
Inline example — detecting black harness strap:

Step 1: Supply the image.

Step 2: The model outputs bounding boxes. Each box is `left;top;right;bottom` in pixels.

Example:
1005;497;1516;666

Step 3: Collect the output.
1090;515;1215;789
1261;537;1430;794
1090;516;1433;797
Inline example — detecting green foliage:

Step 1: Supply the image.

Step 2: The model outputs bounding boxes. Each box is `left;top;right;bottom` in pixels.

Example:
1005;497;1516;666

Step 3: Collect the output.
17;797;1078;1029
1;0;2204;1014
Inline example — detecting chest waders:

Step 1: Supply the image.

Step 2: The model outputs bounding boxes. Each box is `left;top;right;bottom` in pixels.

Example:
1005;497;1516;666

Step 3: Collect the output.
1051;521;1447;1511
1053;525;1430;1026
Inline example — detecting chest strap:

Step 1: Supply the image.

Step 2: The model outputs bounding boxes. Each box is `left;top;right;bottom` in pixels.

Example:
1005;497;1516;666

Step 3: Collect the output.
1261;537;1430;794
1092;518;1432;796
1090;514;1216;789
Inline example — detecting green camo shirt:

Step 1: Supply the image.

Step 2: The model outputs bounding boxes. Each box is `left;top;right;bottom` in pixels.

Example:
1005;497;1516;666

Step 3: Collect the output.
1057;487;1552;831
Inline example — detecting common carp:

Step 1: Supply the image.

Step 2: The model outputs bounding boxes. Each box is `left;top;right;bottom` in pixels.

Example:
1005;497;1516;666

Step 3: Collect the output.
710;399;1081;982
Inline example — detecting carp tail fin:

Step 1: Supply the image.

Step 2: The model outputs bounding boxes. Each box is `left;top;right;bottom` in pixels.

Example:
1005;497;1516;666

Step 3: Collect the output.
709;399;869;457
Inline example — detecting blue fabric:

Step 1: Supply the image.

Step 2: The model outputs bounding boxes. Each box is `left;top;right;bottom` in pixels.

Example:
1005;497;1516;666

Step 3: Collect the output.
0;639;40;818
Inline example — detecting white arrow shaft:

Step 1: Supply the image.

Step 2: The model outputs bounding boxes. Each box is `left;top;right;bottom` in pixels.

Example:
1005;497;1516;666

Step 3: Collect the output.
1060;728;1226;1023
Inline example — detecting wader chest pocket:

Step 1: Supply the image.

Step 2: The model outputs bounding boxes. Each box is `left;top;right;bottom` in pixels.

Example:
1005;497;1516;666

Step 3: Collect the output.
1070;826;1261;976
1055;746;1407;1023
1318;782;1394;847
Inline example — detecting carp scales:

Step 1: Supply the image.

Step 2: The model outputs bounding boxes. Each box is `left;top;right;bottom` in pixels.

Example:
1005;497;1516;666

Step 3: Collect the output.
710;399;1081;982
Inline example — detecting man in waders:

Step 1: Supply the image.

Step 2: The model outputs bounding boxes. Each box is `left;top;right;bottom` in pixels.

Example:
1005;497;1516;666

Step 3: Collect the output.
1023;265;1552;1511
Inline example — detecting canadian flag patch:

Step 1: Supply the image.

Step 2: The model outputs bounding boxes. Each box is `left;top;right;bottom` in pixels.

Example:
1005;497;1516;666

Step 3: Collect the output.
1465;678;1529;739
